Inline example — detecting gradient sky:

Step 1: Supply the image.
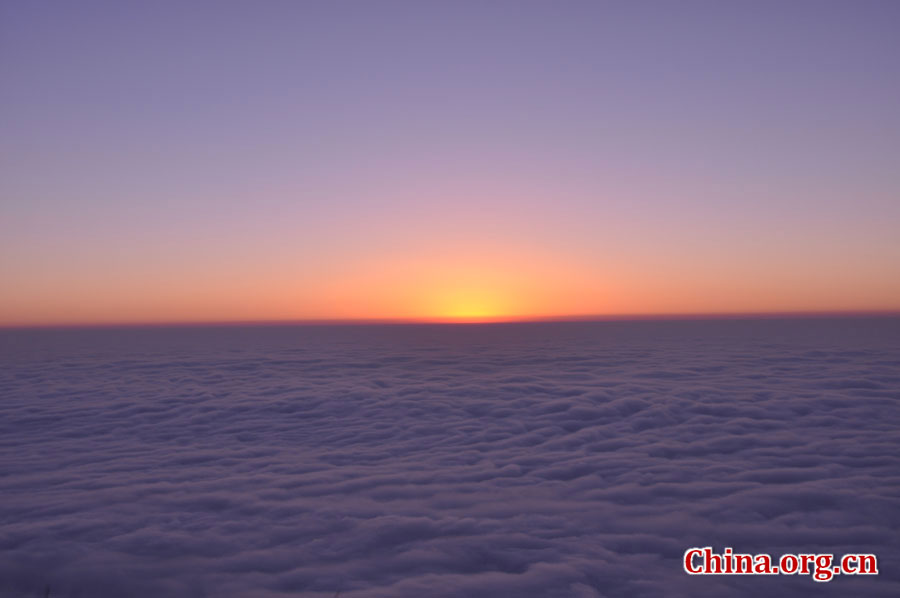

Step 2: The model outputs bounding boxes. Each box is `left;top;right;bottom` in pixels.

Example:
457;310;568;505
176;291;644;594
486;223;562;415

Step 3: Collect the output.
2;1;899;325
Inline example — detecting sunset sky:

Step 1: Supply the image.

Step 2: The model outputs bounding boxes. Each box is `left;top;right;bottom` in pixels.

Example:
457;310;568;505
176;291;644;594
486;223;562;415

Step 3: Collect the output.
2;1;899;326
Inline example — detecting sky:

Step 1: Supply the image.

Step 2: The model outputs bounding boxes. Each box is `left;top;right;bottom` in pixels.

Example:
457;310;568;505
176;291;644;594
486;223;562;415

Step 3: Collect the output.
1;0;899;326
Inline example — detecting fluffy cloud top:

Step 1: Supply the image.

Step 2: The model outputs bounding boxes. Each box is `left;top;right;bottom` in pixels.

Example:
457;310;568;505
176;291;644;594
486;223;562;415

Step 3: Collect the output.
1;319;898;597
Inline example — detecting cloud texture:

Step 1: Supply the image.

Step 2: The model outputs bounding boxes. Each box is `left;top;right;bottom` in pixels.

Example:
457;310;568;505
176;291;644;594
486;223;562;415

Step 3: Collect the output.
1;319;898;597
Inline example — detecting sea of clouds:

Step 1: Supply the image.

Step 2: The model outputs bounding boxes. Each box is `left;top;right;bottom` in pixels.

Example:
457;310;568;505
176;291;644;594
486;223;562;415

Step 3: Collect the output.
0;319;898;597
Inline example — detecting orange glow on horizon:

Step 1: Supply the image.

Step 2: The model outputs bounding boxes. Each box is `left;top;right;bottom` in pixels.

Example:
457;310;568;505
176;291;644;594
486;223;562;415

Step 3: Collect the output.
307;245;609;325
2;239;899;327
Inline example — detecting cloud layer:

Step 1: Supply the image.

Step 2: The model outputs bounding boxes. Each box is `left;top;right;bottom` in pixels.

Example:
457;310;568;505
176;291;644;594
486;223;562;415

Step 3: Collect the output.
1;319;898;597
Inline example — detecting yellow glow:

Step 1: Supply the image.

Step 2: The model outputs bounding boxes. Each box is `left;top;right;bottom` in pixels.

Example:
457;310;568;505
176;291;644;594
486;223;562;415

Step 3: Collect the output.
308;244;594;324
429;286;510;322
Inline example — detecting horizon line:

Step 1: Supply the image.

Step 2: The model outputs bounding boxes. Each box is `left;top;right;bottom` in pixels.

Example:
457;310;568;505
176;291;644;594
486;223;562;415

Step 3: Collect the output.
2;309;900;331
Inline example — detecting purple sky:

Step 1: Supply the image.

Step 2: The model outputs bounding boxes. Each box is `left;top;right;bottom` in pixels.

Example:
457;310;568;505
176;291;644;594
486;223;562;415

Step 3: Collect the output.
2;1;899;324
